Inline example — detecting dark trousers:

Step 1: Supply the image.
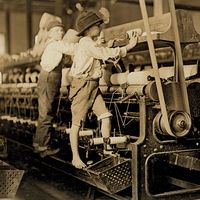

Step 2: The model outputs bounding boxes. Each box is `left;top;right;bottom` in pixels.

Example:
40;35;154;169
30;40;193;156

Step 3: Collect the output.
33;68;61;147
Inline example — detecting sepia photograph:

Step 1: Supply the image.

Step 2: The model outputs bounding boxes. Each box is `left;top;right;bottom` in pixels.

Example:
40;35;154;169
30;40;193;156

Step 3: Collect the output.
0;0;200;199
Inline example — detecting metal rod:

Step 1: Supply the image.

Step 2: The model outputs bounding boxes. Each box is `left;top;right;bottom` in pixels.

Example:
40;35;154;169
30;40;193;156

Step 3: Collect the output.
168;0;191;115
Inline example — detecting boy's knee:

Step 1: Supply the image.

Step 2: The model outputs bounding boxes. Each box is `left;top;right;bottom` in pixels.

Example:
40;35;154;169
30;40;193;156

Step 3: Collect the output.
97;112;112;121
71;121;81;128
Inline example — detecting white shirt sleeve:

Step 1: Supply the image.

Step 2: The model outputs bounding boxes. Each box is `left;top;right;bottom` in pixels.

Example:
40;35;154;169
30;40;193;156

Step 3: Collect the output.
40;41;78;72
52;41;78;56
85;41;127;61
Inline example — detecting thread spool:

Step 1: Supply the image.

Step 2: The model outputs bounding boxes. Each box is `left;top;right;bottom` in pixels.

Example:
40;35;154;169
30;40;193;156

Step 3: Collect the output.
159;66;174;79
126;85;144;96
25;73;31;83
144;81;159;101
110;72;128;85
2;73;8;83
65;128;93;137
109;86;125;94
90;138;104;145
30;72;39;83
109;136;129;144
158;65;198;80
90;136;129;145
127;70;154;85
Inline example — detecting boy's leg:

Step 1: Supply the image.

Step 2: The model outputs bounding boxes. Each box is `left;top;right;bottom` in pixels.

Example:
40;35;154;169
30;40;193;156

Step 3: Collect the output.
92;93;113;154
101;117;111;138
70;80;91;168
33;70;60;155
70;124;86;169
101;117;114;154
33;71;50;149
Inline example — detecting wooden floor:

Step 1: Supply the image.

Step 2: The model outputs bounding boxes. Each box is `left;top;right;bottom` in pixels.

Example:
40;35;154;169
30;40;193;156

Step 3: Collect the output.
14;172;200;200
16;178;85;200
14;168;112;200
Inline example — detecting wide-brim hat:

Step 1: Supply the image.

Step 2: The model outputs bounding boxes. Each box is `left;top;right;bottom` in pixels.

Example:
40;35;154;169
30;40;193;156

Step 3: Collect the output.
46;21;65;31
76;11;103;36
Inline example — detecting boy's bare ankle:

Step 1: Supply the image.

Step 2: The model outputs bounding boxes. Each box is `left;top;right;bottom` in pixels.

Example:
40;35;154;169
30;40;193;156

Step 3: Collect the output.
103;149;117;157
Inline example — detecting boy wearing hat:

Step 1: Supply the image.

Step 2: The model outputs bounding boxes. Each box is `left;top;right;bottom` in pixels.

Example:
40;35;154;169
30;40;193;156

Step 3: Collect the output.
69;10;139;169
33;21;79;157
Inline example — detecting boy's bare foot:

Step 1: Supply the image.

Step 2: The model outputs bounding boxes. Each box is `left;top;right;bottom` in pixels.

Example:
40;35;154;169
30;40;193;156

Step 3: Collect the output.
103;149;117;156
72;158;86;169
103;145;117;156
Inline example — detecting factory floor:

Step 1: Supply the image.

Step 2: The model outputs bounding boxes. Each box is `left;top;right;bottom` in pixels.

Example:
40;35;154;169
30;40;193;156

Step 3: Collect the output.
4;163;200;200
14;167;113;200
15;177;85;200
13;167;200;200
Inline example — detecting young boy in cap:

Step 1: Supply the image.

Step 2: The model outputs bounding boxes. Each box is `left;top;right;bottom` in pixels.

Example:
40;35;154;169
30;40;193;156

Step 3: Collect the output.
33;21;78;157
69;10;139;169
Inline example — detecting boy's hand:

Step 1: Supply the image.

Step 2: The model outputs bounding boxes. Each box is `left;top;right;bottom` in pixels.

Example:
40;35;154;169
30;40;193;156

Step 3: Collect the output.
127;28;142;39
91;68;103;79
125;36;138;51
107;39;115;47
125;28;142;51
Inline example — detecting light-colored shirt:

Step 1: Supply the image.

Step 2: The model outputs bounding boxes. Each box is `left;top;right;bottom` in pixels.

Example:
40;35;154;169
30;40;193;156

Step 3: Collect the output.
70;36;127;78
40;40;78;72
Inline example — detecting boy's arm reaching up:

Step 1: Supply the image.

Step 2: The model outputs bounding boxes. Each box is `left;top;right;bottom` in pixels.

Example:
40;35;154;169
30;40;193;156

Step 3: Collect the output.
53;41;79;56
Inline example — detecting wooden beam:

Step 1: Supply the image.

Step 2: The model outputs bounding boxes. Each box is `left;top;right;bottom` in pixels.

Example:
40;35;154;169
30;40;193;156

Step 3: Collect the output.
115;0;200;11
104;10;200;45
54;0;63;17
4;4;11;54
153;0;163;16
26;0;32;49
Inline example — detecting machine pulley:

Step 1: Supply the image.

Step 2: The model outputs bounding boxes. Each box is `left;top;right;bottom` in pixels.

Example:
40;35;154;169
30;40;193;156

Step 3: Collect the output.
154;110;191;137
